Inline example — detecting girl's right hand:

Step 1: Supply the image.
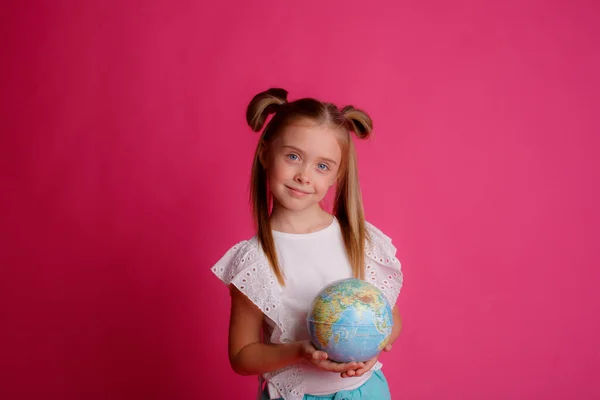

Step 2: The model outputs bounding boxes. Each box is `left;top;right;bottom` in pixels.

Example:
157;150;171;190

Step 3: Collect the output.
298;340;365;373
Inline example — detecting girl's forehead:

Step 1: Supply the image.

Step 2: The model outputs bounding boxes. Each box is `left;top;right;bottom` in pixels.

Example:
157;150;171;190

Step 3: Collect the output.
279;120;342;141
277;123;343;157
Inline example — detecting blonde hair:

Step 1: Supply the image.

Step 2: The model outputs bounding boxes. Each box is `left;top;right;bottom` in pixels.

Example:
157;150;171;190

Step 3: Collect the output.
246;88;373;285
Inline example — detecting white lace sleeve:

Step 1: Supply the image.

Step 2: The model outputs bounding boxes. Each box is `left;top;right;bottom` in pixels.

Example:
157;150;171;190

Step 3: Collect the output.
211;239;296;341
210;239;305;400
211;239;284;321
211;239;262;287
364;222;404;308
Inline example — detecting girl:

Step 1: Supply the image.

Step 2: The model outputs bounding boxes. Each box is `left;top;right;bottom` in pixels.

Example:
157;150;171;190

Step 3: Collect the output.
211;88;403;400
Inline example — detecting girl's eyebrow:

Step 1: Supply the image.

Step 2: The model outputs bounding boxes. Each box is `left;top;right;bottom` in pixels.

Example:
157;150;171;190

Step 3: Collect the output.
319;157;338;166
281;144;304;154
281;144;338;166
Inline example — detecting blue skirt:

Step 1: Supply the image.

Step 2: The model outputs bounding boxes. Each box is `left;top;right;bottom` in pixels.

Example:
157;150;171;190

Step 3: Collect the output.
260;369;391;400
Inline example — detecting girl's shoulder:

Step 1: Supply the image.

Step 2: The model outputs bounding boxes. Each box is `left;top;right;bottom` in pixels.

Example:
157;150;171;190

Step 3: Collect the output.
363;221;404;306
210;221;404;306
210;222;400;267
210;236;265;286
364;221;400;263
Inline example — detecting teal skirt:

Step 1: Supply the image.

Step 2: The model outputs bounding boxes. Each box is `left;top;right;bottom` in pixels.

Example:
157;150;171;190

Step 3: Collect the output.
260;369;391;400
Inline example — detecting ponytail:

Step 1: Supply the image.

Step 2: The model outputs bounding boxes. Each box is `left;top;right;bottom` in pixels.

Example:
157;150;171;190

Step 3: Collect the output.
335;105;374;279
247;88;288;285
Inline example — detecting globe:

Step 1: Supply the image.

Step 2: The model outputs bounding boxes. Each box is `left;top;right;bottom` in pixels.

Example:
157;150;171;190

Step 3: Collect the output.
307;278;394;363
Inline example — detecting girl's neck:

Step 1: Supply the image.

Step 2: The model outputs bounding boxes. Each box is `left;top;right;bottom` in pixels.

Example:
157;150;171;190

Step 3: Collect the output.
269;204;333;234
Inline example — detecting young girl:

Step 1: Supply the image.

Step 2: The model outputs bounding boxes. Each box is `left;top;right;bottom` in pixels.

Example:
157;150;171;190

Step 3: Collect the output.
211;88;404;400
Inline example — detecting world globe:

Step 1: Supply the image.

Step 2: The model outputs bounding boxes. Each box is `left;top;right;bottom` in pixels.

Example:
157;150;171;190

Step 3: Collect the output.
307;278;394;363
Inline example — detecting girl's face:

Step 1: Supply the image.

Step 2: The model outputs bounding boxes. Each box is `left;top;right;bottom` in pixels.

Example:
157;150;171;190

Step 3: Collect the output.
266;119;343;214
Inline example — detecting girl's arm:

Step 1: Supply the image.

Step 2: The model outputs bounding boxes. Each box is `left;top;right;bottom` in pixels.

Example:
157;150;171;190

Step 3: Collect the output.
227;285;363;376
227;283;300;375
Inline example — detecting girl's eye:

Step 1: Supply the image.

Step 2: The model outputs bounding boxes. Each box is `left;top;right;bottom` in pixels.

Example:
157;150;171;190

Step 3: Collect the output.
317;163;329;171
287;154;299;161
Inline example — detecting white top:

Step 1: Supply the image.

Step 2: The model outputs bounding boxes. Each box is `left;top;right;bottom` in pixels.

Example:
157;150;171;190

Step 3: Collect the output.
211;218;403;400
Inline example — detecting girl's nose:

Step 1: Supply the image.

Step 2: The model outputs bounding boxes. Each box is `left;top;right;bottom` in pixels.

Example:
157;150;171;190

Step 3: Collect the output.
294;168;310;184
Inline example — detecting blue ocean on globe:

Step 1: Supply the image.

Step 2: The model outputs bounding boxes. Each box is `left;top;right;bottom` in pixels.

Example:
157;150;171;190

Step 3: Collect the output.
307;278;394;363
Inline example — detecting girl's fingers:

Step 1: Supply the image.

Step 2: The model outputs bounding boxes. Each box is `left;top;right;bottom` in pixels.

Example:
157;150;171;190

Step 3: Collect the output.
339;361;357;372
323;360;357;373
354;359;376;376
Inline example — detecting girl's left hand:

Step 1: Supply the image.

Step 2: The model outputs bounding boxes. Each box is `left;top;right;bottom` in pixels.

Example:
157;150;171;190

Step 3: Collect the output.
340;343;393;378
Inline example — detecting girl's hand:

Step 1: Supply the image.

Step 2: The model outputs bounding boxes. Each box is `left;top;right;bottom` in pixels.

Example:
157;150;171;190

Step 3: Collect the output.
298;340;365;374
340;343;393;378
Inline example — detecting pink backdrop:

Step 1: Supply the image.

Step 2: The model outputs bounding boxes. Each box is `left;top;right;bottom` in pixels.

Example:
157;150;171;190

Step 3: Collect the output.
3;0;599;399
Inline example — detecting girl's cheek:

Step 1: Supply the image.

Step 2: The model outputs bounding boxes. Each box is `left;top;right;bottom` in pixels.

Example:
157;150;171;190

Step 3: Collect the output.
272;162;292;178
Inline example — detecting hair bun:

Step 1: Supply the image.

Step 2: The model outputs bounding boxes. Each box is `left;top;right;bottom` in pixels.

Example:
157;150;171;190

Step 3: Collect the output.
341;105;373;139
246;88;289;132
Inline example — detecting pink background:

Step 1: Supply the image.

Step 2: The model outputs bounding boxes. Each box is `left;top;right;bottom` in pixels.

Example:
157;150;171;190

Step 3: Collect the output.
2;0;599;399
